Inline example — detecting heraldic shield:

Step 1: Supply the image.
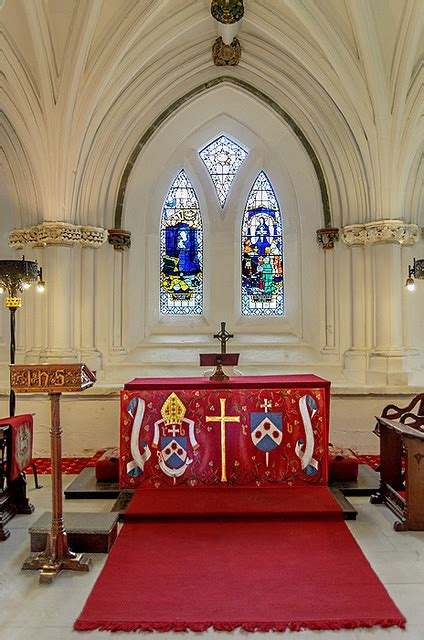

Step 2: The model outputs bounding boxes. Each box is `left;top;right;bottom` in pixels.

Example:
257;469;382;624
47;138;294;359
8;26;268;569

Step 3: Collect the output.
250;412;283;453
153;392;199;479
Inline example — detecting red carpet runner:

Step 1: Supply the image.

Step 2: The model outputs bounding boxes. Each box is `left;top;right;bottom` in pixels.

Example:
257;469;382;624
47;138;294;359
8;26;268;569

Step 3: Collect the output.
75;487;405;633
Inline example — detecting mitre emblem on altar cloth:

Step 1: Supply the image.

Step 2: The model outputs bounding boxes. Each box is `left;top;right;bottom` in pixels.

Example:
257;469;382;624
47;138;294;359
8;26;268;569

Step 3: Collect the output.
153;393;199;480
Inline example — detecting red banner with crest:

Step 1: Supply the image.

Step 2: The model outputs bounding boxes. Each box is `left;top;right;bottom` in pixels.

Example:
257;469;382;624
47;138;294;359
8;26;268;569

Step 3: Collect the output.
120;376;329;489
0;414;33;481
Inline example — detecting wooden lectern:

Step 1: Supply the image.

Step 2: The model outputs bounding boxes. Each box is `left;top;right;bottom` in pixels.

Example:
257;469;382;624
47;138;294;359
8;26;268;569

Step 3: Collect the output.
10;363;96;583
200;322;239;381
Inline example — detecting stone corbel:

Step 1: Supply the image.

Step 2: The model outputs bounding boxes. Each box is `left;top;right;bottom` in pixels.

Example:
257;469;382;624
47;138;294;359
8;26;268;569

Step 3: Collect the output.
342;220;420;246
9;222;107;249
108;229;131;251
316;228;339;250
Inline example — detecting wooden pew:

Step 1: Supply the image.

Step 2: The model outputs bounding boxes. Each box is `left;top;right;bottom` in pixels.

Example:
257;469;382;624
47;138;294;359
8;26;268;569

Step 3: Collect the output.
371;411;424;531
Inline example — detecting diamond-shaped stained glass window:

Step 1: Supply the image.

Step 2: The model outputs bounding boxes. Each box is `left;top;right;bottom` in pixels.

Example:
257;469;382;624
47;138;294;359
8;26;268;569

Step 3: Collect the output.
199;135;247;207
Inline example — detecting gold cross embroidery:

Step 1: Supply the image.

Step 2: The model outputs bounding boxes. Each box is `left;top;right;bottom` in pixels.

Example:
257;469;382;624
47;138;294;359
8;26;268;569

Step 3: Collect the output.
206;397;240;482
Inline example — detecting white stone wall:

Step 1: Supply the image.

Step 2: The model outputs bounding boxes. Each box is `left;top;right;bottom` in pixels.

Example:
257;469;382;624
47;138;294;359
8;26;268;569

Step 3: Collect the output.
1;0;423;455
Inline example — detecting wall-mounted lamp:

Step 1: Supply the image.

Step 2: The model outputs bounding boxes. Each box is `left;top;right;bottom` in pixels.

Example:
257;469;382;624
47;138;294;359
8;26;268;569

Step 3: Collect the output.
405;258;424;292
0;257;45;415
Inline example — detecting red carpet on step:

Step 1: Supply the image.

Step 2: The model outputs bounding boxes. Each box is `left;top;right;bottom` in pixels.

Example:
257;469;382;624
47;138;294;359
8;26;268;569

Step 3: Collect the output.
125;486;343;520
75;487;405;633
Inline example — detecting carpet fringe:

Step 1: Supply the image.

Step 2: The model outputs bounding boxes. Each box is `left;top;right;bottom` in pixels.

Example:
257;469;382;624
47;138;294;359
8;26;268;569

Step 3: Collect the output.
74;617;406;633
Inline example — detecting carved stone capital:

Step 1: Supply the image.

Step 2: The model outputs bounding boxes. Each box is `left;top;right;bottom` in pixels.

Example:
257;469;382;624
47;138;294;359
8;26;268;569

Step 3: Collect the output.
211;0;244;24
9;222;107;249
316;227;339;250
342;220;420;246
108;229;131;251
212;36;241;66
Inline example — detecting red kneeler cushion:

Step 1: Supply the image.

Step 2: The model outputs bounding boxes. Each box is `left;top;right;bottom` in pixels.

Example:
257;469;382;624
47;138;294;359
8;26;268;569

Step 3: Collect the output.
95;448;119;483
328;445;359;481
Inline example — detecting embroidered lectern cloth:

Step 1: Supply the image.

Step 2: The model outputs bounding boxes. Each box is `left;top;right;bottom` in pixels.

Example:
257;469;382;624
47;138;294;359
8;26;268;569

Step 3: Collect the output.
120;375;330;489
0;414;33;481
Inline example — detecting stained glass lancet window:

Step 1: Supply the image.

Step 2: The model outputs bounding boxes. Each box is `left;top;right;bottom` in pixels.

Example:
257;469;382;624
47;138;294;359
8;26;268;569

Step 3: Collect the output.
199;135;247;207
241;172;284;316
160;170;203;314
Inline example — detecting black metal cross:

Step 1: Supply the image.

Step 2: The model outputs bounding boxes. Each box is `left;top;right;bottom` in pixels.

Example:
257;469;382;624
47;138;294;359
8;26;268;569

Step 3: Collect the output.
213;322;234;355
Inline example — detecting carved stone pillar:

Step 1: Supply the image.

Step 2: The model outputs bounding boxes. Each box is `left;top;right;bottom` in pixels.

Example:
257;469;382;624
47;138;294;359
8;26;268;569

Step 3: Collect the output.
342;219;420;385
42;244;78;362
80;247;102;371
24;246;45;363
9;222;107;364
343;245;367;381
108;230;131;358
317;228;339;352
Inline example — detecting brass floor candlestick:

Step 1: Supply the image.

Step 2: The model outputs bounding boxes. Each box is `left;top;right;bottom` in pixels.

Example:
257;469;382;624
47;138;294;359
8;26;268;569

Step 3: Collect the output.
11;363;96;584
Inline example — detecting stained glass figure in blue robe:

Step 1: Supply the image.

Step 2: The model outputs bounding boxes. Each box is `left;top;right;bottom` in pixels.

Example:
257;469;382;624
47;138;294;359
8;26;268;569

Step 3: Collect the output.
160;171;203;314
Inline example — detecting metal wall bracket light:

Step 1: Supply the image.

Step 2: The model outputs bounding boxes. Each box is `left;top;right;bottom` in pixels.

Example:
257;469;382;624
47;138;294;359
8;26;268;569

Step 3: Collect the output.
0;256;45;415
405;258;424;292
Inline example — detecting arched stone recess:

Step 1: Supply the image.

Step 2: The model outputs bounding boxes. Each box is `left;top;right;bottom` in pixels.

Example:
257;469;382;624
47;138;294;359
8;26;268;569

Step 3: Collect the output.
76;68;373;233
2;31;46;228
104;83;345;380
114;78;333;230
401;144;424;227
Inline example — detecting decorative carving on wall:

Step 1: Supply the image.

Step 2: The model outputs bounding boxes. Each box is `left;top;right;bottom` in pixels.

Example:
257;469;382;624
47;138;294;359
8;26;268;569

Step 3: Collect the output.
211;0;244;24
212;36;241;66
9;223;107;249
10;363;96;393
316;228;339;250
108;229;131;251
342;220;420;246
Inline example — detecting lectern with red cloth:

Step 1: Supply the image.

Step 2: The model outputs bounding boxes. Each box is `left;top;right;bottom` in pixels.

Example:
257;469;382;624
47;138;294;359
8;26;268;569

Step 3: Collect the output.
0;414;33;481
120;375;330;489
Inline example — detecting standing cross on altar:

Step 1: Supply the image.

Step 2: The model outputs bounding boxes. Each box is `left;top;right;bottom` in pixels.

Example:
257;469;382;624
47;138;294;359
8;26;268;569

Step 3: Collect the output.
206;397;240;482
213;322;234;355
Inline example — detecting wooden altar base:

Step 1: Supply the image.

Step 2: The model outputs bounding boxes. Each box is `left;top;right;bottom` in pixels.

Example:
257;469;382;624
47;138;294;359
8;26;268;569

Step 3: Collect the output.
29;512;119;553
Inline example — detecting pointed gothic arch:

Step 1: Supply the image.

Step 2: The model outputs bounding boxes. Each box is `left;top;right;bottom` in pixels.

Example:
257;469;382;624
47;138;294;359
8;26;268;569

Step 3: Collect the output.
114;77;331;230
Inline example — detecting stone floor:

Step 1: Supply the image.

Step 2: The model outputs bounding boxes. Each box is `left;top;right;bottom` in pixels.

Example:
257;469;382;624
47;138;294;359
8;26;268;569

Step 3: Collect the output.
0;475;422;639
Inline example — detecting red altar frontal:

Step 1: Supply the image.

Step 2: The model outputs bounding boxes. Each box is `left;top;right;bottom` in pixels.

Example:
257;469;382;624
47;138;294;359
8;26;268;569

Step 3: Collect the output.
119;375;330;489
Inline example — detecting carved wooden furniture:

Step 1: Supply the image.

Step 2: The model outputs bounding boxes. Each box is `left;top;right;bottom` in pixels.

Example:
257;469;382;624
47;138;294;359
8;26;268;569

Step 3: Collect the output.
0;417;34;541
371;413;424;531
11;363;96;583
379;393;424;424
0;425;16;540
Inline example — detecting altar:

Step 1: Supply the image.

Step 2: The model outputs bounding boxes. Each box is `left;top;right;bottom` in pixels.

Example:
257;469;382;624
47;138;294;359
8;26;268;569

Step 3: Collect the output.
120;375;330;489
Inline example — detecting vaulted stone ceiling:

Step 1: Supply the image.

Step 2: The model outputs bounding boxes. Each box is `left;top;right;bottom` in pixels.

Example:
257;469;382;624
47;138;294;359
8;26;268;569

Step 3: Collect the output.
1;0;423;231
